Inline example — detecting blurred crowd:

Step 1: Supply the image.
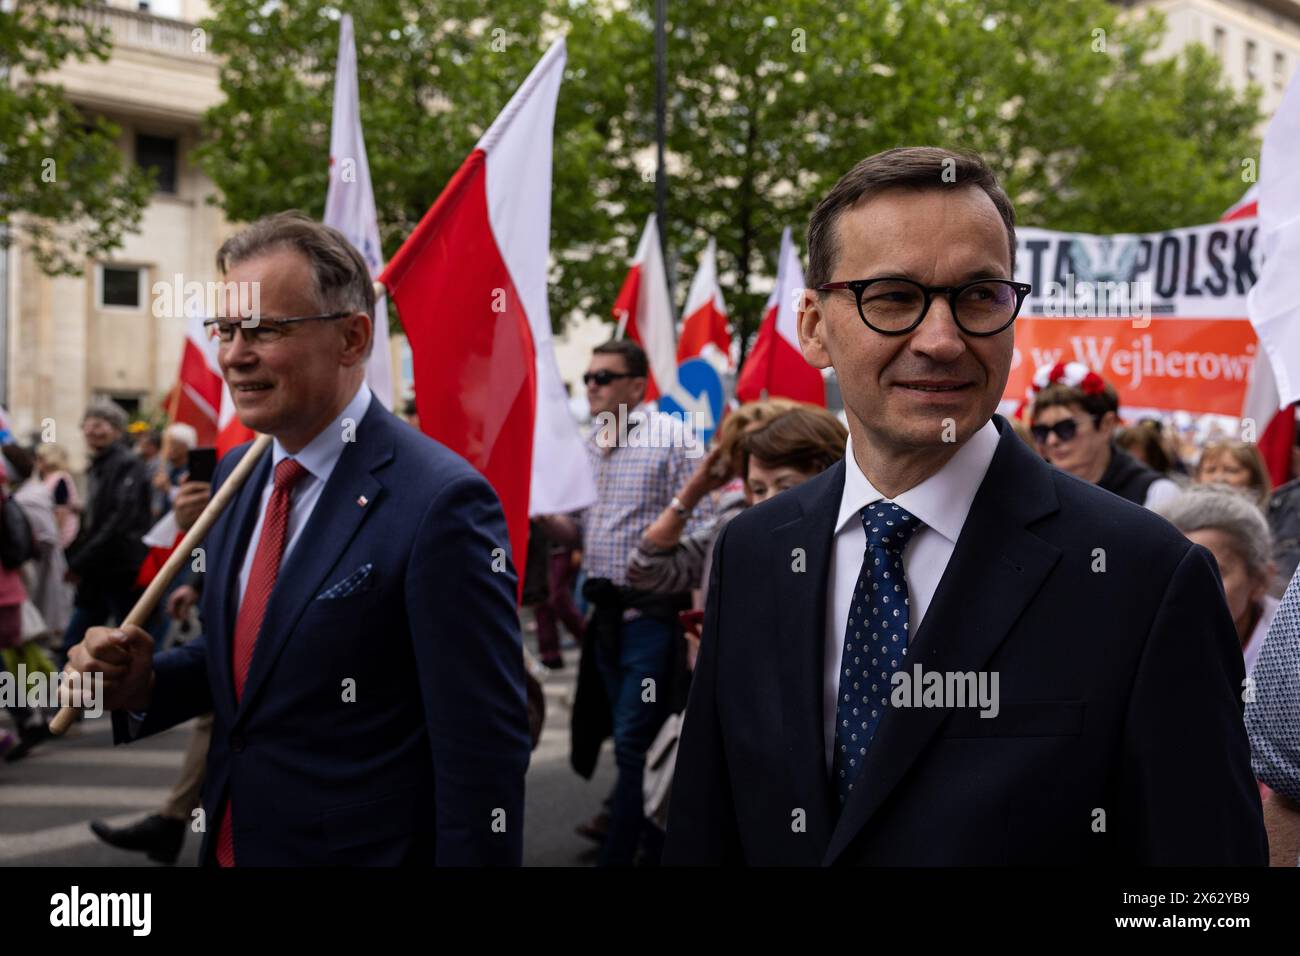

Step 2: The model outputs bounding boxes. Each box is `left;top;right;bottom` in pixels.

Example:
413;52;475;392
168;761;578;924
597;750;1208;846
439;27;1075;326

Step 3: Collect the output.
1;402;205;763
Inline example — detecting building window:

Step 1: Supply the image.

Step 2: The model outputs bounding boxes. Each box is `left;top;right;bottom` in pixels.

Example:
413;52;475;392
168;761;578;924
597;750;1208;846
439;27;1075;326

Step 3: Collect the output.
135;133;178;194
99;265;144;309
1213;26;1226;58
1276;51;1287;89
100;394;142;419
1246;39;1258;80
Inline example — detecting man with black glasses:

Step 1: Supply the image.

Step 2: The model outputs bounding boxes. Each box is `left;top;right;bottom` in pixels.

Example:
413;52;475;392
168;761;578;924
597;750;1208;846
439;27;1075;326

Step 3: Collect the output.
665;146;1266;865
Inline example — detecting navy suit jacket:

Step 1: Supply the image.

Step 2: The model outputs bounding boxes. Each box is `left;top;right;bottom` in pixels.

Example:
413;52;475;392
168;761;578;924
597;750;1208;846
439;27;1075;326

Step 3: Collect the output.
113;400;531;865
664;415;1268;865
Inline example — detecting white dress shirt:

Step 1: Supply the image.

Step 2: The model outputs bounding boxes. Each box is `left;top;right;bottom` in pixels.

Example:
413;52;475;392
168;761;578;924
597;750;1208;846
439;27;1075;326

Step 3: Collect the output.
823;420;1001;771
236;383;372;603
1244;593;1280;679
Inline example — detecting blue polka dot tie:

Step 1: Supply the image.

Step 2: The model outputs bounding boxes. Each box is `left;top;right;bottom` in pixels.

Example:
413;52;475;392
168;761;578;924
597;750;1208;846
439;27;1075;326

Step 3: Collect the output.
832;501;922;805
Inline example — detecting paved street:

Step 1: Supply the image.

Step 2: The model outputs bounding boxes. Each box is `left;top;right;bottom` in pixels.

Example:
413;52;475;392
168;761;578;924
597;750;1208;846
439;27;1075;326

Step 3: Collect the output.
0;631;614;867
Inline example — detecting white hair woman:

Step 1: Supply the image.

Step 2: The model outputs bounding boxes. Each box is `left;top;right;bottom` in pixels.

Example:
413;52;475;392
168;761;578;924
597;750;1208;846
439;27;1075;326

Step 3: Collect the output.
1157;484;1278;674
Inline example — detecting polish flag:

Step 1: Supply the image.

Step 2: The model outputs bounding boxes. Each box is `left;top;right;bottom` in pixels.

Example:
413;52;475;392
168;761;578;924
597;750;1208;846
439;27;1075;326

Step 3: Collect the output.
612;214;678;401
168;308;223;447
378;39;596;584
166;297;252;458
1242;65;1300;488
1241;335;1293;487
140;307;213;587
142;306;239;587
215;388;255;459
325;14;394;410
735;227;825;406
677;237;731;369
1223;183;1259;222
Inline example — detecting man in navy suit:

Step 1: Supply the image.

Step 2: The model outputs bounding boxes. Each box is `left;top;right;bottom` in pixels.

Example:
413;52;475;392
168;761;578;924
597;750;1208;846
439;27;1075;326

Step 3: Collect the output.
664;147;1267;865
68;212;530;866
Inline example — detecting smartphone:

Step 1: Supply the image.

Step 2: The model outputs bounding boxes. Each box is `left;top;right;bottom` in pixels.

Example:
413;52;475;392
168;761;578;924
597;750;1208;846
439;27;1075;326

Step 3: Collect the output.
186;446;218;484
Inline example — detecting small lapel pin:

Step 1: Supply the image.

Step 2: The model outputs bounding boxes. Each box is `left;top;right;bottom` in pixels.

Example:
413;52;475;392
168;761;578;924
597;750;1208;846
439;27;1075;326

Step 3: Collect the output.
357;495;368;508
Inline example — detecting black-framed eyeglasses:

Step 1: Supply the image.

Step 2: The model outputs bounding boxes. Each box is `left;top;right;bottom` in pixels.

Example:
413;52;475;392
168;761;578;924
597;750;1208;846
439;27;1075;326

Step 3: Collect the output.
1030;416;1101;444
815;277;1031;337
202;311;352;345
583;370;634;387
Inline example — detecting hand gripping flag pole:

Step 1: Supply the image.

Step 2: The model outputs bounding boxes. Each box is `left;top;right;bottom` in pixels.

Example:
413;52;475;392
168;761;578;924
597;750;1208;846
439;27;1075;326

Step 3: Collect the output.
49;432;274;735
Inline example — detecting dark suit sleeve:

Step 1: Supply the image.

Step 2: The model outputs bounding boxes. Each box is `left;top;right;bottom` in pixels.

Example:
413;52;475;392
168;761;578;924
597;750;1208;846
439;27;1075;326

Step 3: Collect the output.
1116;543;1268;864
663;519;745;864
406;472;530;866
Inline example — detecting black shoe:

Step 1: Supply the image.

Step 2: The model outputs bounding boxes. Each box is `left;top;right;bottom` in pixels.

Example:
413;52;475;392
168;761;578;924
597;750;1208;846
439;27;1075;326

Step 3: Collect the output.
89;814;185;865
540;656;565;671
3;724;51;763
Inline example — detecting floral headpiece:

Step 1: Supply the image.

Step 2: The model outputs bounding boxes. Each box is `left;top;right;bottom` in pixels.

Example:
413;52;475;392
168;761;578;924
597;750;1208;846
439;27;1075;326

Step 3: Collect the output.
1030;361;1106;397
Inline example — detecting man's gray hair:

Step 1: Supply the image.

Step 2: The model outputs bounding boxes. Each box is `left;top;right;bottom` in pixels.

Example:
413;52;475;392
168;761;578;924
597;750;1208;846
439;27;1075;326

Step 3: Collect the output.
82;399;129;433
216;211;376;353
1156;483;1273;581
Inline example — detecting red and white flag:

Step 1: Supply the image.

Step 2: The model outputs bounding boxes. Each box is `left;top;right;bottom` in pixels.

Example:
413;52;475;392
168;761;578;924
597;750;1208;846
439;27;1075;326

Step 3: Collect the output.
612;214;678;401
325;13;394;410
736;227;825;406
169;303;254;458
215;389;255;459
677;237;731;370
1223;183;1259;222
378;39;596;582
168;307;223;447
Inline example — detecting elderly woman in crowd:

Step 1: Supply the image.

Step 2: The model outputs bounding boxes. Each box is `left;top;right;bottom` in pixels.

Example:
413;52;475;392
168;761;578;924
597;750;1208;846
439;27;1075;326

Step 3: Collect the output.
1192;438;1300;596
1157;484;1278;674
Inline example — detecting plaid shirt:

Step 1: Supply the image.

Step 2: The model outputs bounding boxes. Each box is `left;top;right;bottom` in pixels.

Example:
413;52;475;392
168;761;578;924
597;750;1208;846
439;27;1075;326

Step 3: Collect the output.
579;404;714;588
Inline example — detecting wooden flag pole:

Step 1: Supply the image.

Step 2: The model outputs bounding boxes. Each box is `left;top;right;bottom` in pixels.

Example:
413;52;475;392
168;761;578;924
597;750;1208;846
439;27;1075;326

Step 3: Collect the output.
49;433;274;735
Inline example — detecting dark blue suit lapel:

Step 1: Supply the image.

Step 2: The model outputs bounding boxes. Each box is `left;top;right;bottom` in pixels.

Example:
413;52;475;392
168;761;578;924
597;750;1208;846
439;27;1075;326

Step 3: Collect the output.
821;418;1063;865
234;404;393;723
211;447;273;714
771;460;845;848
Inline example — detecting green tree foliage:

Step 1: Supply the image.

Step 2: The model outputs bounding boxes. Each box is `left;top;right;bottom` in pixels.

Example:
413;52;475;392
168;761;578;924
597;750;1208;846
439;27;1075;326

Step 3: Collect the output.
196;0;1261;355
0;1;153;276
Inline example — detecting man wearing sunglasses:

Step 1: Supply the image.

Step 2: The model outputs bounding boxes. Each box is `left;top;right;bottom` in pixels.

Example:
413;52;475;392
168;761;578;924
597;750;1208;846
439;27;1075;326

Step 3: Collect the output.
666;147;1265;865
540;339;713;865
1029;366;1180;510
67;212;530;866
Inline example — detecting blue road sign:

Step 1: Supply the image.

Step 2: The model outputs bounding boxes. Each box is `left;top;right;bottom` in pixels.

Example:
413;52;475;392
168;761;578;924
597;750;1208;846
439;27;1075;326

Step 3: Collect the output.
658;357;726;445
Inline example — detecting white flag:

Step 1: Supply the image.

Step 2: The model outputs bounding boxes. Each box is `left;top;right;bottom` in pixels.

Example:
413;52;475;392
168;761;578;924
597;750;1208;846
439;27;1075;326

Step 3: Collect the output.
325;13;394;409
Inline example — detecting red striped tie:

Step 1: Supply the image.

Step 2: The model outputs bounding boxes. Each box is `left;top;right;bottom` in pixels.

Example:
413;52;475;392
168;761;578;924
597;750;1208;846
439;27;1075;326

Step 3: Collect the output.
215;457;309;867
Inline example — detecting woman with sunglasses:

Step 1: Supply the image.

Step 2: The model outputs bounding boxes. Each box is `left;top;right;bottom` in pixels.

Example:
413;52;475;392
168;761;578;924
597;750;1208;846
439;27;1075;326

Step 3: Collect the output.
1028;362;1181;510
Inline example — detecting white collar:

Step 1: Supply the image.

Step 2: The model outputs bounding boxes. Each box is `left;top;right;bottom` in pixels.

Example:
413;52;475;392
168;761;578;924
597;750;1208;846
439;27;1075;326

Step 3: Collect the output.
834;419;1001;544
270;382;372;485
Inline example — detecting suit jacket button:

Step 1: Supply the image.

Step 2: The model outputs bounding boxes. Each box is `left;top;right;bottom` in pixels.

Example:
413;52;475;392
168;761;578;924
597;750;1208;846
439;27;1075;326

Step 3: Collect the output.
231;734;245;753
